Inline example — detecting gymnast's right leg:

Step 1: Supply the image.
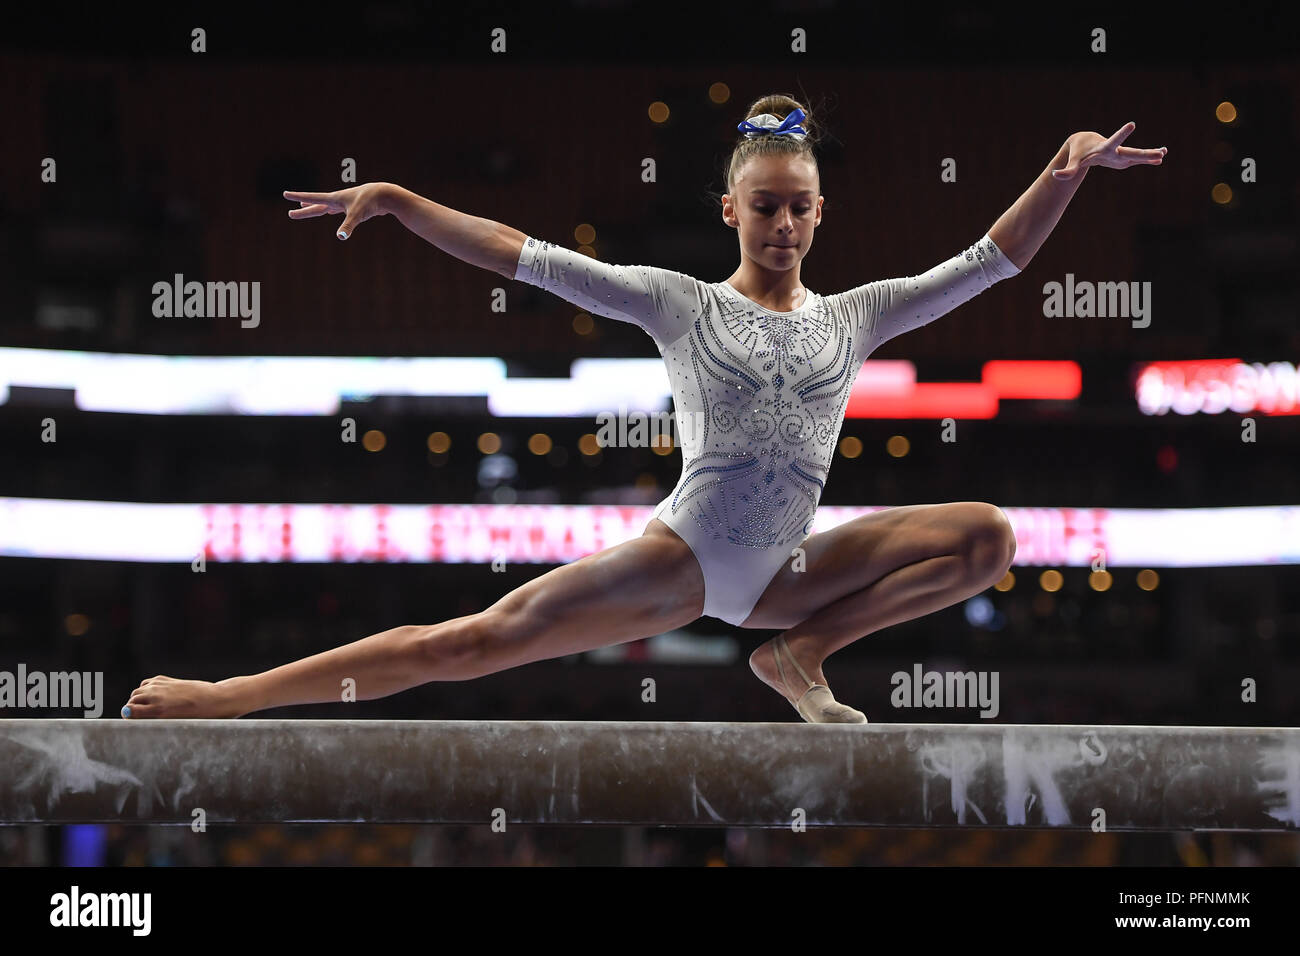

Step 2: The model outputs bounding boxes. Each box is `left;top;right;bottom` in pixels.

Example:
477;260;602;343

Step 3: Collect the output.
122;522;705;719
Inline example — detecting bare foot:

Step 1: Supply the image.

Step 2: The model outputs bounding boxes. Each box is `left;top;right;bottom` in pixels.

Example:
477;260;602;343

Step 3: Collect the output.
122;675;246;719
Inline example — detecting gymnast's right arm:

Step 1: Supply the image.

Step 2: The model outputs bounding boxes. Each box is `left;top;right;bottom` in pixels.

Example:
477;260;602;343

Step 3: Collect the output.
284;182;699;343
283;182;526;278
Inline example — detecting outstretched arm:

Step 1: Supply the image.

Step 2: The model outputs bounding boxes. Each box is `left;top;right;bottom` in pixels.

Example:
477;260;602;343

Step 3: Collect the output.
284;182;527;278
987;123;1166;271
285;183;700;345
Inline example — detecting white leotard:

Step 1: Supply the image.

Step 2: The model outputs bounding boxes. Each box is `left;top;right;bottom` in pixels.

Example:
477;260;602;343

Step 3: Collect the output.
514;233;1020;624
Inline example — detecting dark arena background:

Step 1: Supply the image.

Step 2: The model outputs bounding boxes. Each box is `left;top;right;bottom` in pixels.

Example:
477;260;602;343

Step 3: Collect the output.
1;0;1299;932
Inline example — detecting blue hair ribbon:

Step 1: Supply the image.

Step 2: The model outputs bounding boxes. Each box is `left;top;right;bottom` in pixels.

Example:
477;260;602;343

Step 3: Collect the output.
737;107;808;139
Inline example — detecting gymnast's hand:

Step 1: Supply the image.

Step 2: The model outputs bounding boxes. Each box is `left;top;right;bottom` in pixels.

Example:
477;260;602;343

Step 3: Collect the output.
121;675;247;719
1052;123;1166;180
283;182;392;240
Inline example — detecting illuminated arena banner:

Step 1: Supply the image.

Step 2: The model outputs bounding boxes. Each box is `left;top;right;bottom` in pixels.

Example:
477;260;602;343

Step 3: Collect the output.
1;498;1297;567
1136;358;1300;416
0;348;1078;419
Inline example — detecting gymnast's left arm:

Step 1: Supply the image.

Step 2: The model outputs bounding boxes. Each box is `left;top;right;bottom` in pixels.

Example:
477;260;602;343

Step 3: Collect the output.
837;123;1166;354
986;122;1167;270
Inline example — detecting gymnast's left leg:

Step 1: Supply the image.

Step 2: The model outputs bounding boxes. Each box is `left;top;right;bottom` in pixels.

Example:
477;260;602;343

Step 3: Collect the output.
742;502;1017;722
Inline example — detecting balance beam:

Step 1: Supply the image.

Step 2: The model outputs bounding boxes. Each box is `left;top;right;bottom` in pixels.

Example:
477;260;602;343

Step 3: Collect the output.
2;720;1297;830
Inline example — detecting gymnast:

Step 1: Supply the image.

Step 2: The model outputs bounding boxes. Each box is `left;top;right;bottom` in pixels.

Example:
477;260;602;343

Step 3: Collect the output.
123;94;1164;723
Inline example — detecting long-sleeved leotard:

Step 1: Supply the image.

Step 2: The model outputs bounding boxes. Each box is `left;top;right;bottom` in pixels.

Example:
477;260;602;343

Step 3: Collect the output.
514;233;1020;625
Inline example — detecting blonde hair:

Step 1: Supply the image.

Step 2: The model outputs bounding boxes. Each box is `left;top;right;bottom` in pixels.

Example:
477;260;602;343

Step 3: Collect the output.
724;93;821;193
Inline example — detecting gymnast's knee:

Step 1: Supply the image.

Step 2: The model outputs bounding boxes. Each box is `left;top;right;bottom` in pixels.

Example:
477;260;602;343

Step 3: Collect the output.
960;503;1017;584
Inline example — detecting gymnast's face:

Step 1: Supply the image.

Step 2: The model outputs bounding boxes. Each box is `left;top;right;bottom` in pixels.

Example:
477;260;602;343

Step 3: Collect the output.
723;155;823;272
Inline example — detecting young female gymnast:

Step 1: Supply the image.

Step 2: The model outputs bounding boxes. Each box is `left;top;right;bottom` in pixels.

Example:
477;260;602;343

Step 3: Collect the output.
123;94;1164;723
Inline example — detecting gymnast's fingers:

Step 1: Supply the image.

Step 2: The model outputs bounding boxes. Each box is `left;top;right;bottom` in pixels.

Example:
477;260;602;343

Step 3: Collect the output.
287;203;331;220
1116;145;1166;164
336;210;361;240
1106;120;1136;147
283;189;338;205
